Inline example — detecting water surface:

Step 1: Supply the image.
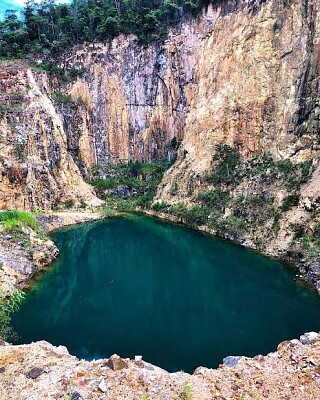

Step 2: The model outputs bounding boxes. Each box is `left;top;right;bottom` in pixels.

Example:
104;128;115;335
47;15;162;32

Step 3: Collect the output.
13;215;320;372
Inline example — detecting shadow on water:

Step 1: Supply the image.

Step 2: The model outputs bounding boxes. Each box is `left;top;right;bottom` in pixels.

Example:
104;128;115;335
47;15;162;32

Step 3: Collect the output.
12;215;320;373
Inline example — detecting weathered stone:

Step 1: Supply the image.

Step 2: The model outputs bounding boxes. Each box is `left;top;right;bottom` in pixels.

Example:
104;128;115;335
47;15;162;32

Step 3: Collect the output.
26;367;44;379
106;354;129;371
223;356;243;368
98;378;107;393
300;332;320;345
70;390;81;400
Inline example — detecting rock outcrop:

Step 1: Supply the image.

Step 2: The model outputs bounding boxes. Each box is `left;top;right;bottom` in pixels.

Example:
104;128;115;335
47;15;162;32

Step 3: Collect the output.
1;0;318;210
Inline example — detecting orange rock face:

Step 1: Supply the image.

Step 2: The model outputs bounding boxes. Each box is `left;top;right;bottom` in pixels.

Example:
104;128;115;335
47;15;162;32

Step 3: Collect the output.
0;0;319;211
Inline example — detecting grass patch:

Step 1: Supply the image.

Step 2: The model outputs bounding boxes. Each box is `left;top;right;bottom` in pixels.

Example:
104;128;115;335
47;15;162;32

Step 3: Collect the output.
280;194;300;212
51;92;74;105
0;289;25;340
214;216;248;238
0;210;38;233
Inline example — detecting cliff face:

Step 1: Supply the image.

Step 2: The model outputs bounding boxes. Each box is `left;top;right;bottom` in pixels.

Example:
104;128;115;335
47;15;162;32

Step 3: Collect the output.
0;65;101;210
0;0;320;225
157;0;320;198
0;0;318;211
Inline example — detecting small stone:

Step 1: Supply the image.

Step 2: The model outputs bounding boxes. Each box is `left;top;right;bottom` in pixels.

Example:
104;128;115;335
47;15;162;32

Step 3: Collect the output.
106;354;128;371
135;355;142;361
26;367;44;379
300;332;320;345
70;391;81;400
98;379;107;393
222;356;242;367
0;367;5;373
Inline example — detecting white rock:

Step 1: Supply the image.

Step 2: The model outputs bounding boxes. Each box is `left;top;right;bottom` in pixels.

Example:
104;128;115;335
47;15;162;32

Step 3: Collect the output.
300;332;320;345
98;379;107;393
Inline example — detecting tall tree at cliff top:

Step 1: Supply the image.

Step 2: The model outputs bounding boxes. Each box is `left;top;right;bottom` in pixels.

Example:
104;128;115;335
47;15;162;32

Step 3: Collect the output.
0;0;209;58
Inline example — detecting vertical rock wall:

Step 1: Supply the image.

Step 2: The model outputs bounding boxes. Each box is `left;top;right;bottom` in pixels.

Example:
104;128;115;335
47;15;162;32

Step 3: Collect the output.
0;0;318;209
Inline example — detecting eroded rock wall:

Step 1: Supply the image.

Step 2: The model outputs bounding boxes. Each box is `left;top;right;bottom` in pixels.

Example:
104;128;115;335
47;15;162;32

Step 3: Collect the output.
0;0;319;212
0;64;100;210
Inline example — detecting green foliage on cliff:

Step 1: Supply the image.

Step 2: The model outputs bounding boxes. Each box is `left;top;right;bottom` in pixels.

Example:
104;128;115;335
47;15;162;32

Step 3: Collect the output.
0;0;214;58
205;144;241;185
0;289;25;340
0;210;38;233
90;160;170;212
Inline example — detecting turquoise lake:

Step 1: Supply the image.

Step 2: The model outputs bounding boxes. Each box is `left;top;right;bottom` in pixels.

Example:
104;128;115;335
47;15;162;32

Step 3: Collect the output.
12;215;320;372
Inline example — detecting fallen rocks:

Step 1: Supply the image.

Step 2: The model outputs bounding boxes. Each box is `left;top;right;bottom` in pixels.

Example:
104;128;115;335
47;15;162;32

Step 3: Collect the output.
106;354;129;371
26;367;44;379
300;332;320;345
222;356;243;367
98;378;107;393
1;337;320;399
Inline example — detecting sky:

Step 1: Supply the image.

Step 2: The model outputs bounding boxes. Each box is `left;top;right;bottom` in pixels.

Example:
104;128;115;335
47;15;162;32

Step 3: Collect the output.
0;0;70;19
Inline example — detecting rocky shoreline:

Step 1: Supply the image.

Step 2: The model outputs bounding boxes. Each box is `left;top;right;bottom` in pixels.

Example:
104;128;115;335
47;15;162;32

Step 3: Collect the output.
0;211;104;296
1;332;320;399
142;209;320;295
1;211;320;399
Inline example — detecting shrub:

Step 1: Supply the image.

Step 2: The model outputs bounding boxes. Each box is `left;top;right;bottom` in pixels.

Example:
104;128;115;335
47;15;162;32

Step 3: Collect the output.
168;203;188;219
205;144;241;185
291;223;304;239
79;199;87;209
151;201;170;212
51;92;74;104
183;205;210;225
179;381;193;400
280;194;300;211
300;160;313;184
197;189;230;209
216;216;248;238
0;289;25;340
64;200;74;209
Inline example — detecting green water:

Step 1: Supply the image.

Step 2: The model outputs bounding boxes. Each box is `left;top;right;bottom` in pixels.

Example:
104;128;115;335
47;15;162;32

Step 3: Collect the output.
12;215;320;372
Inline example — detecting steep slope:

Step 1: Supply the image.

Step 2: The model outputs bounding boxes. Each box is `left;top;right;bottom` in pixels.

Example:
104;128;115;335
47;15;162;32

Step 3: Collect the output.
0;64;101;210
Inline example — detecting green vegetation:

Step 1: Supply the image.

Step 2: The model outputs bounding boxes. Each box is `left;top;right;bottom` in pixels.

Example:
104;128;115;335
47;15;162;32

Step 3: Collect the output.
179;380;193;400
90;160;170;212
15;142;25;161
0;289;25;340
205;144;241;185
0;210;38;233
0;0;217;58
197;188;230;210
64;200;75;209
51;91;74;105
214;215;248;238
280;194;300;212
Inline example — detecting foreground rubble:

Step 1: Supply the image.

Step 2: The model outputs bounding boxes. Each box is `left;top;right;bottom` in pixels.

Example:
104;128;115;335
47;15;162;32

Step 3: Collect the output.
1;333;320;400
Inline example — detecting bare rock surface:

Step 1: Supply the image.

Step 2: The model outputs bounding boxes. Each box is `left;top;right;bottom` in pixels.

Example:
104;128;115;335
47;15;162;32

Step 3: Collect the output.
1;337;320;399
0;226;58;295
36;211;105;234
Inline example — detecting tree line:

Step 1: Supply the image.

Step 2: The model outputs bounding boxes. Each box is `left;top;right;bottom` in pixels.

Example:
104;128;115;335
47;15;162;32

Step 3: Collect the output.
0;0;214;58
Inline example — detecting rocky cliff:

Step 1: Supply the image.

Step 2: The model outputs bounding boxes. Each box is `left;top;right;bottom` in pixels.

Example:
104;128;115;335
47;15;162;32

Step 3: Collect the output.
0;0;319;282
0;0;319;207
1;333;320;399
